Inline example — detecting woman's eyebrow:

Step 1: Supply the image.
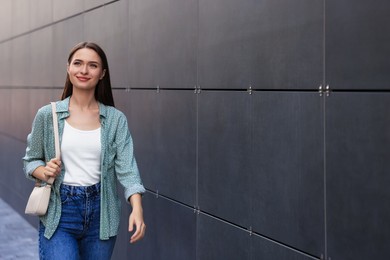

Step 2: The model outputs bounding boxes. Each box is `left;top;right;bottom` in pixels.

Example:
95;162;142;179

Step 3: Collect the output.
72;59;100;64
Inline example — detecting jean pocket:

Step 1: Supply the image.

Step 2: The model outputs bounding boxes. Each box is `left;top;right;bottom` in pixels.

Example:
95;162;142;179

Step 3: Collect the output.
60;192;71;204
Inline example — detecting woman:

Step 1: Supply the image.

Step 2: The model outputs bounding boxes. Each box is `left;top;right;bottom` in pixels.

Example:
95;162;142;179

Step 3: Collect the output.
23;42;146;259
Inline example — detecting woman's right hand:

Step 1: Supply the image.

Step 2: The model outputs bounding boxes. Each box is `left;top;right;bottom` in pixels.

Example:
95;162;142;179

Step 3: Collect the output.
43;158;62;181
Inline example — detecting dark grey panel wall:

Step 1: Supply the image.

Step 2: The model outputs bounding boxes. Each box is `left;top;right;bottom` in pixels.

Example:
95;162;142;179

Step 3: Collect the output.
252;92;324;255
123;193;197;260
52;16;84;86
113;90;161;193
197;213;251;260
52;0;84;22
326;93;390;259
0;42;12;86
252;234;317;260
326;0;390;89
198;0;323;89
0;1;12;41
1;0;389;259
198;91;252;227
114;89;197;206
83;6;106;45
11;0;30;36
30;27;54;87
29;0;52;29
129;0;197;88
11;35;31;87
84;0;105;11
0;89;12;132
0;88;59;227
103;1;130;87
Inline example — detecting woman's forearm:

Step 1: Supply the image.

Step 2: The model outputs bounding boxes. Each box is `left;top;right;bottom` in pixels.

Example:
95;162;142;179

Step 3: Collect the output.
129;193;143;211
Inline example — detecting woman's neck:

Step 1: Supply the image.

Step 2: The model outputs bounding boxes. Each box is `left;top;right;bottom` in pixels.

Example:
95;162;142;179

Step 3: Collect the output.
70;91;98;110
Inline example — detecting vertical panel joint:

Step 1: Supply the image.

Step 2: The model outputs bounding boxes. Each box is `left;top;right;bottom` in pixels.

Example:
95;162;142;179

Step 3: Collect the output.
318;85;323;96
194;85;201;94
325;85;331;97
248;85;253;95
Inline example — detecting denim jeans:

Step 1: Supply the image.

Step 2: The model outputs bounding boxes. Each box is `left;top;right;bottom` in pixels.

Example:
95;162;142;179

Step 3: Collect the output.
39;183;116;260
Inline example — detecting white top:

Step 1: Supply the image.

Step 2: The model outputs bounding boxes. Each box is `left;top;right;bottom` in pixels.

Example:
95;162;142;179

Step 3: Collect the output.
62;120;101;186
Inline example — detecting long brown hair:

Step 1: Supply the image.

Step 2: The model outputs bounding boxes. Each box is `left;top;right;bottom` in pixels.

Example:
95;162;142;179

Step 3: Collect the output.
61;42;115;107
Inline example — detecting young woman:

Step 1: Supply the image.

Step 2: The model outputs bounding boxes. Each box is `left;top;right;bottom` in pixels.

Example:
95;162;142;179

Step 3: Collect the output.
23;42;146;259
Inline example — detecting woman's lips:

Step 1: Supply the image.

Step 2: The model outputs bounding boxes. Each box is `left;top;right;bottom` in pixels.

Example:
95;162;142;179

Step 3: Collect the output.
76;76;90;82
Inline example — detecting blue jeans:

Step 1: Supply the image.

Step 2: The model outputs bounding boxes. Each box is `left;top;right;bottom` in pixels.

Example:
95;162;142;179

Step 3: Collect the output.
39;183;116;260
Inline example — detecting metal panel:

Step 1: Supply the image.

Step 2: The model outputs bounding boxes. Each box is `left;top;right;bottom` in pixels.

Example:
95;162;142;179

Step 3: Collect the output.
102;1;130;88
197;213;250;260
0;42;12;86
251;92;324;256
326;0;390;89
0;89;61;221
28;89;57;123
0;0;12;41
0;135;29;210
157;90;197;205
198;0;323;89
84;0;105;11
52;16;84;87
115;89;197;206
30;27;54;87
11;89;53;142
252;234;317;260
198;91;251;227
11;35;31;87
129;0;197;88
52;0;84;22
115;90;160;192
326;93;390;259
83;7;106;46
11;0;31;36
29;0;52;30
124;193;197;260
0;89;11;135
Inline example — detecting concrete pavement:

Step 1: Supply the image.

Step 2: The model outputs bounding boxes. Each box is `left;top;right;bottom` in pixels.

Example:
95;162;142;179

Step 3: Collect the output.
0;198;39;259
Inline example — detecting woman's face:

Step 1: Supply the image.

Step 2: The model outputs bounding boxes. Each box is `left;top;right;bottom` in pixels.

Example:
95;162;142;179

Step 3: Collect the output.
67;48;105;91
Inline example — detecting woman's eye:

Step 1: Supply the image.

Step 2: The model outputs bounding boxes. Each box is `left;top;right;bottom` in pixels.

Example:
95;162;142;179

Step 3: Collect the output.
73;61;81;66
90;64;98;68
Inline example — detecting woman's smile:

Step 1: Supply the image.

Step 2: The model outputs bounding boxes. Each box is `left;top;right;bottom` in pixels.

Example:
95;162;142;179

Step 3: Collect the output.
76;76;91;82
67;48;105;90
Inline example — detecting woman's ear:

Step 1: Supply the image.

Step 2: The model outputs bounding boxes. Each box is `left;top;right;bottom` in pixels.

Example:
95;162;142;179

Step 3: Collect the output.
100;69;106;80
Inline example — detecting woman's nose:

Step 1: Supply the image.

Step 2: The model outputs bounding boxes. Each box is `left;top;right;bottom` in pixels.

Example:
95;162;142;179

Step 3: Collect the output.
80;65;88;74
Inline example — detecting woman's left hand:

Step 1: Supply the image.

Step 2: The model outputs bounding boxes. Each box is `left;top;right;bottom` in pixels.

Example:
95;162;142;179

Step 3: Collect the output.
128;194;146;243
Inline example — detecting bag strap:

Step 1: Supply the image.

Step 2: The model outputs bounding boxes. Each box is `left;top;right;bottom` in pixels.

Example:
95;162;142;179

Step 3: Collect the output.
46;102;60;185
51;102;60;159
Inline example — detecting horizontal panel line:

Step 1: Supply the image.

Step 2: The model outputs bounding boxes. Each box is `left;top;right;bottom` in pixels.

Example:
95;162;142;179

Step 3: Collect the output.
117;87;321;92
145;188;195;211
199;211;320;260
0;0;120;44
3;86;389;94
0;86;63;90
0;131;27;144
331;89;390;93
145;188;320;260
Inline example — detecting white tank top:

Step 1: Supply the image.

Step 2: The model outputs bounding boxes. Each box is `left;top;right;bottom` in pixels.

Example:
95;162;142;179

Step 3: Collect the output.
62;120;101;186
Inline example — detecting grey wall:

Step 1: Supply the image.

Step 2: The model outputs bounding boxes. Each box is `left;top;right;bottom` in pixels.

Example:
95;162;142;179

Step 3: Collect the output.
0;0;389;259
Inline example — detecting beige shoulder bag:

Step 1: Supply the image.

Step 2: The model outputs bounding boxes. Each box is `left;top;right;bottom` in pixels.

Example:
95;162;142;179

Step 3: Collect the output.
25;102;60;216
